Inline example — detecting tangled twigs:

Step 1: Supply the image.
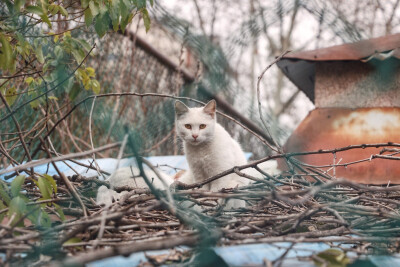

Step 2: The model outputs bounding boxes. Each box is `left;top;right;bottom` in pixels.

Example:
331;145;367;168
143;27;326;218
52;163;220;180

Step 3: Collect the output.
2;160;400;265
62;233;204;265
0;90;33;168
40;137;88;217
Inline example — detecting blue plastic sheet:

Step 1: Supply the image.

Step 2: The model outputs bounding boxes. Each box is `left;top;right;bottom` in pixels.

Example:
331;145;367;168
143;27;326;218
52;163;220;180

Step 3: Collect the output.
0;153;253;180
86;242;400;266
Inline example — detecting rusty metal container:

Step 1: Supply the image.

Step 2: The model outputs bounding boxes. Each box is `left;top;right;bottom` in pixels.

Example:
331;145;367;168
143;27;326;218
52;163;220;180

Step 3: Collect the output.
279;108;400;184
277;34;400;184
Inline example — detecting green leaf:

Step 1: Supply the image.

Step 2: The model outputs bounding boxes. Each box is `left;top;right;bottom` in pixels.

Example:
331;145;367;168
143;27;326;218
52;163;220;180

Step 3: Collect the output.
9;196;27;214
137;0;146;9
35;45;44;64
54;45;63;59
83;79;91;90
86;67;95;77
0;182;11;205
17;35;33;59
99;2;108;14
63;237;82;245
8;196;27;227
10;175;25;198
76;39;92;52
120;12;134;33
90;79;100;94
32;178;39;187
71;49;85;63
37;208;52;227
42;61;50;73
120;0;130;20
28;205;52;228
49;4;59;15
0;201;6;223
40;14;52;28
89;1;99;16
81;0;90;8
30;99;40;109
38;177;52;200
48;96;58;101
314;249;351;267
111;16;119;32
59;6;69;16
110;0;120;31
25;77;34;85
26;5;44;16
26;204;40;225
84;8;93;27
54;203;65;221
4;87;18;106
40;0;49;15
141;8;151;32
94;12;111;38
0;34;14;72
43;174;57;194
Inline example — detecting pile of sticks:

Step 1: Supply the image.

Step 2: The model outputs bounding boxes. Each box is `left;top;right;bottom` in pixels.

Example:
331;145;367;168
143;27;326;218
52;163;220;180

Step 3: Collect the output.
2;143;400;266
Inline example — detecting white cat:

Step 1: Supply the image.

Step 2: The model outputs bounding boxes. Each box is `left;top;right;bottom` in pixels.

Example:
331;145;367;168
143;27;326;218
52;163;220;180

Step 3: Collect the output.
96;167;174;206
175;99;249;208
96;99;281;208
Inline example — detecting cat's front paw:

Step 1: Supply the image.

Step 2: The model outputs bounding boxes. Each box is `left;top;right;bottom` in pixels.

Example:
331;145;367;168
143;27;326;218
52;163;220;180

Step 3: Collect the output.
170;180;189;191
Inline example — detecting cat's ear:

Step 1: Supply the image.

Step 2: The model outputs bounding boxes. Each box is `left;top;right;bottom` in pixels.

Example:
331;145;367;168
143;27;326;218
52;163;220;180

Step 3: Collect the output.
203;100;216;118
175;101;189;117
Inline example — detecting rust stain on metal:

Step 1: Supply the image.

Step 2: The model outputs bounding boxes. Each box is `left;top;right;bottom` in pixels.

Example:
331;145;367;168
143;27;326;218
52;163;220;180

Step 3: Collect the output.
284;33;400;61
279;108;400;184
314;60;400;108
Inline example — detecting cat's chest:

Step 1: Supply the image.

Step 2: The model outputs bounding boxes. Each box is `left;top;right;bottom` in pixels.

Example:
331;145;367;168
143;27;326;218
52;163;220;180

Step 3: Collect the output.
187;148;216;168
185;145;230;178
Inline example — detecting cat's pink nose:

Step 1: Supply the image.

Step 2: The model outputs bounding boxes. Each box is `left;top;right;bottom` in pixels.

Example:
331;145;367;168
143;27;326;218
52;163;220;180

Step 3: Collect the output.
192;134;198;140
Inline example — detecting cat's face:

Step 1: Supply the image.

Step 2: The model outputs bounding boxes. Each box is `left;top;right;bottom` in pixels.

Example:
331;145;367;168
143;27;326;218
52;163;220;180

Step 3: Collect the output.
175;100;216;146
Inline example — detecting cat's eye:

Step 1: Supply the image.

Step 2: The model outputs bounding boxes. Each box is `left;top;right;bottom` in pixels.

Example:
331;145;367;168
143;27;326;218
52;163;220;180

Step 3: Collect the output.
199;124;206;129
184;124;192;129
